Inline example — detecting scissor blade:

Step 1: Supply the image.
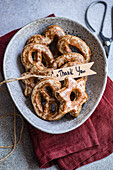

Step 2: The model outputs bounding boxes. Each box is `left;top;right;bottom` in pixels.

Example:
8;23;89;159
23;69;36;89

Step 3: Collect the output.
104;45;110;58
111;6;113;40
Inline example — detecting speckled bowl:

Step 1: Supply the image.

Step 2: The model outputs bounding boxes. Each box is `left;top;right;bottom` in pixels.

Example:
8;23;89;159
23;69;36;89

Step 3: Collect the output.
3;17;107;134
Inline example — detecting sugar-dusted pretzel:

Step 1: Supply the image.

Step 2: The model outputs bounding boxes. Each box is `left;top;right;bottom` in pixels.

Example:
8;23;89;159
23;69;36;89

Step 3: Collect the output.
52;52;86;69
21;72;36;96
21;43;54;71
31;77;65;121
57;35;91;62
55;77;88;117
27;25;65;45
21;66;53;96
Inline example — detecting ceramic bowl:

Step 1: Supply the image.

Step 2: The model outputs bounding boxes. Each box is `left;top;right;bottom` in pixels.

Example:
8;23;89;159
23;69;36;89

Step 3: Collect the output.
3;17;107;134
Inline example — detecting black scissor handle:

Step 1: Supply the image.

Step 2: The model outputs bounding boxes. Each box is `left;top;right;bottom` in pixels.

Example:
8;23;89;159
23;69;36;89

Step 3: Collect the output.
85;1;107;33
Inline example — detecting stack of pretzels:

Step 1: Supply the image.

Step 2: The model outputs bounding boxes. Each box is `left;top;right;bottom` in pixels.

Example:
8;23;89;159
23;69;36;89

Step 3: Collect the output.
21;25;91;121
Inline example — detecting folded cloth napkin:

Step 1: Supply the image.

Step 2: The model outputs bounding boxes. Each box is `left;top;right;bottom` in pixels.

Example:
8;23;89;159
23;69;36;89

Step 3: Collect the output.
0;14;113;170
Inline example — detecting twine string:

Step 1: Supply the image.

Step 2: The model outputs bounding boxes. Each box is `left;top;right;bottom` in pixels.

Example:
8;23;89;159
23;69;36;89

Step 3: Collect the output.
0;113;24;149
0;74;51;87
0;85;24;162
0;73;52;161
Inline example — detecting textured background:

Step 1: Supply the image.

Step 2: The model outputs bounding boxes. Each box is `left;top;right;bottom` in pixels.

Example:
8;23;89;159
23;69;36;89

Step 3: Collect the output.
0;0;113;169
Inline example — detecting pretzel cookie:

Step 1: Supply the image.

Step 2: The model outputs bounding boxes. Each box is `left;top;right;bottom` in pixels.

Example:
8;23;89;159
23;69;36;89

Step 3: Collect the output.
21;43;54;71
52;52;86;69
21;66;53;96
31;77;65;121
27;25;65;45
57;35;91;62
21;72;36;96
55;77;88;117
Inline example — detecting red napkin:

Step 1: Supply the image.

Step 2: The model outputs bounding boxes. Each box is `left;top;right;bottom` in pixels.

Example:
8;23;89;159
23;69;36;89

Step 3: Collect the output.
0;14;113;170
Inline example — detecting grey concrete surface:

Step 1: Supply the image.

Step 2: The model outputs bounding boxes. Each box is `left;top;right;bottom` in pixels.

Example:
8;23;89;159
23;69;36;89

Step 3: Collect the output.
0;0;113;169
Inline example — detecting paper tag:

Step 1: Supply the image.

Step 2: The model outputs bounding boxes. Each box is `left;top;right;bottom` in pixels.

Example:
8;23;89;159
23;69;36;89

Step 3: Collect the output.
51;62;96;81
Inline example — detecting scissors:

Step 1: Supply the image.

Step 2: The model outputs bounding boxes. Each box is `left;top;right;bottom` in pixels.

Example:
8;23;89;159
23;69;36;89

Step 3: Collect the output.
85;1;113;58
